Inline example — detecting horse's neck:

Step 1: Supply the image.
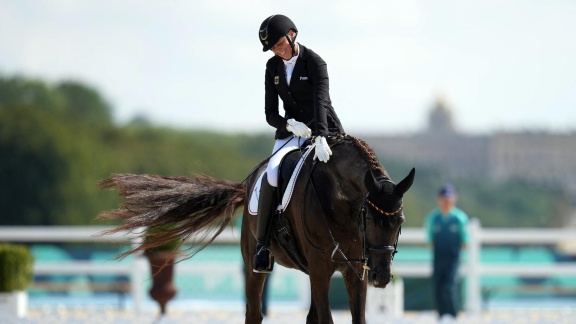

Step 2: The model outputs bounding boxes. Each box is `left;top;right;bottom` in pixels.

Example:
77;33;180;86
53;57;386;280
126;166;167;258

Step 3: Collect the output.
333;143;371;192
327;144;371;220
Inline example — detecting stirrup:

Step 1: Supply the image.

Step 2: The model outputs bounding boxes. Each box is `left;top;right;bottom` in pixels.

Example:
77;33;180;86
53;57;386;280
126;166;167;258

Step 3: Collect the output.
253;245;274;273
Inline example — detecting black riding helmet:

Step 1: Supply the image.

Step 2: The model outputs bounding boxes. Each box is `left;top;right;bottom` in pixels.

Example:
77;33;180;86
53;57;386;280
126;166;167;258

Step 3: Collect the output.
259;14;298;55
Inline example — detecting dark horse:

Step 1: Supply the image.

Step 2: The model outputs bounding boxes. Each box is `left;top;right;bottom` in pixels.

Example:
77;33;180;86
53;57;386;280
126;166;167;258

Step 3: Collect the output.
98;135;415;324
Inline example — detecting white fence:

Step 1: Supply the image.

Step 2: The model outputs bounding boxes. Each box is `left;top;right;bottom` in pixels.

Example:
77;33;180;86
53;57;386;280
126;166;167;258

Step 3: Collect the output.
1;220;576;313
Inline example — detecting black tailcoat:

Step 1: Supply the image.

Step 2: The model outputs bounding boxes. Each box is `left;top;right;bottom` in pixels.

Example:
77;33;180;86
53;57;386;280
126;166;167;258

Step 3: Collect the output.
264;44;345;139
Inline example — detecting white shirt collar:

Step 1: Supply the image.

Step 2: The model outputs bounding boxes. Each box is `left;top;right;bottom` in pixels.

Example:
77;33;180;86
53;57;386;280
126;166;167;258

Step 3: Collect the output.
283;43;299;66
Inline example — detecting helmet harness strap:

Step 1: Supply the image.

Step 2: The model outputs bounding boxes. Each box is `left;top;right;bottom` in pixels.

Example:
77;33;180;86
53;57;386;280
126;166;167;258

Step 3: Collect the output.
285;32;297;58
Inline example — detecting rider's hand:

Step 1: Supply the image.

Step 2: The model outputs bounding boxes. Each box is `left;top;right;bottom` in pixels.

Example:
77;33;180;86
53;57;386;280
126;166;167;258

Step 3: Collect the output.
286;118;312;138
314;136;332;163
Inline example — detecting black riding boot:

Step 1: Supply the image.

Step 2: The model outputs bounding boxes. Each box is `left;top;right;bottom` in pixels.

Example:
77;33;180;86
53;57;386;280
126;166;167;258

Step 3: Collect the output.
253;173;277;273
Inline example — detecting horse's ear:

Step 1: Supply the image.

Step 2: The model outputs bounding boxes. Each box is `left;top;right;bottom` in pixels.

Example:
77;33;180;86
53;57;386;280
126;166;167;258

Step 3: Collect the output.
364;170;382;194
394;168;416;196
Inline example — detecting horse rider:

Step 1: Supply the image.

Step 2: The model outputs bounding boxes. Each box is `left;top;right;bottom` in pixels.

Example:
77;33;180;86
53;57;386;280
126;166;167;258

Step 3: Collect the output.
253;14;345;273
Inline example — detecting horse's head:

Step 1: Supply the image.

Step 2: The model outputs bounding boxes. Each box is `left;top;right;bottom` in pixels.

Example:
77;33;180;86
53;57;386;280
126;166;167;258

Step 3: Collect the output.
362;167;415;288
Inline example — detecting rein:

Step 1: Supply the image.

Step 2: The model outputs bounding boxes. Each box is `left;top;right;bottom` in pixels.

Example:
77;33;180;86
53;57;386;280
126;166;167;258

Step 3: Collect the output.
303;171;368;280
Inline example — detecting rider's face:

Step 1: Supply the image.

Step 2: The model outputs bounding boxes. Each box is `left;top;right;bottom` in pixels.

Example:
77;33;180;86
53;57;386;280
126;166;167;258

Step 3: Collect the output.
271;31;296;60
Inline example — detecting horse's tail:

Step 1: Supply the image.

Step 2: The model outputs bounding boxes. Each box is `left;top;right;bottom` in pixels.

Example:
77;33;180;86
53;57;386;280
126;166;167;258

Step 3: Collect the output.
97;173;245;259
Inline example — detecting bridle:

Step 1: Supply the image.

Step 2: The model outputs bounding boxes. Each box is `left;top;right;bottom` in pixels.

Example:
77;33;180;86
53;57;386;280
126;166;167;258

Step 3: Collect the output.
366;198;403;217
359;194;402;276
304;164;403;281
358;177;404;281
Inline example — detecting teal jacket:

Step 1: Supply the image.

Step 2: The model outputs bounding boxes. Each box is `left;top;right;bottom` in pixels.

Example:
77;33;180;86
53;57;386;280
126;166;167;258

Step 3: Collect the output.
425;206;469;262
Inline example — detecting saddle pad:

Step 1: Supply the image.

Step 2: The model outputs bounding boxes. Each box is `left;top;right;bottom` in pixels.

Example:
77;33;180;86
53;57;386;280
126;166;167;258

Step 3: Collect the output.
248;144;315;215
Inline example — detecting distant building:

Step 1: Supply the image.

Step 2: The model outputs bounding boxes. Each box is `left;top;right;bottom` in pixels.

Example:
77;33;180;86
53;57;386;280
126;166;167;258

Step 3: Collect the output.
427;95;456;135
365;98;576;193
489;132;576;192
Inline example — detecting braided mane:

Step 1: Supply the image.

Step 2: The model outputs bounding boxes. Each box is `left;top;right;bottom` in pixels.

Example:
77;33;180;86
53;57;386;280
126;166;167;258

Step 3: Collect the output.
335;135;387;179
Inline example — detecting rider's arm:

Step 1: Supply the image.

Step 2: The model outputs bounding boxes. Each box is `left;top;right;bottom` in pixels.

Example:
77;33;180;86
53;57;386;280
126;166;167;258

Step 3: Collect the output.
309;55;330;137
264;59;288;132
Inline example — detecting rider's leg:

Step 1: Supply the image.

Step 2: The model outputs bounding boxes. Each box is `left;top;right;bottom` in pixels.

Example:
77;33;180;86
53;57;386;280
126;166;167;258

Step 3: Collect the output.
253;136;308;273
253;173;277;273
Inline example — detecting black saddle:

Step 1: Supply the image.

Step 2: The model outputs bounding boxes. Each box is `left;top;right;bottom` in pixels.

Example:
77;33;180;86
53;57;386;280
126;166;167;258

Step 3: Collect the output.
276;149;303;199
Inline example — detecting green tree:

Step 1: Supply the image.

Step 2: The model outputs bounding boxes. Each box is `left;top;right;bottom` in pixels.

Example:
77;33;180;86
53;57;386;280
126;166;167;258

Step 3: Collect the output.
0;107;72;225
0;75;65;114
56;81;113;126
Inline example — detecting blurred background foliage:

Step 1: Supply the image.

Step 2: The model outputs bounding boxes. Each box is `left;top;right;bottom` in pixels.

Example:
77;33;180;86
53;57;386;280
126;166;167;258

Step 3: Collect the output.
0;73;570;227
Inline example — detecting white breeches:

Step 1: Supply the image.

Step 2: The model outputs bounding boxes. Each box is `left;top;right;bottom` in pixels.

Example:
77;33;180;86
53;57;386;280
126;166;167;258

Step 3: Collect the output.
266;135;310;187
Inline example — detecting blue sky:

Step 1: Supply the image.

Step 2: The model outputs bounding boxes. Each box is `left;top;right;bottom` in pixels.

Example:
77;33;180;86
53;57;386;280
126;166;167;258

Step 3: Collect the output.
1;0;575;135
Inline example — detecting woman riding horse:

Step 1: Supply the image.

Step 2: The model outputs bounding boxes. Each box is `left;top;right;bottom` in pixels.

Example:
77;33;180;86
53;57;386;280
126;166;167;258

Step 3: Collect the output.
255;14;345;273
96;15;416;323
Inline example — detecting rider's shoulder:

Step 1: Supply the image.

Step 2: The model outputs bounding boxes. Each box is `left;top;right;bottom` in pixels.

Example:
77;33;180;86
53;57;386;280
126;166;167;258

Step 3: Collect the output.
265;55;281;67
300;45;326;66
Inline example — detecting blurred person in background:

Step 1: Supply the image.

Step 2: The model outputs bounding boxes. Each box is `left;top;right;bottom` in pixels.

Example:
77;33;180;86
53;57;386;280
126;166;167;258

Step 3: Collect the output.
424;184;469;322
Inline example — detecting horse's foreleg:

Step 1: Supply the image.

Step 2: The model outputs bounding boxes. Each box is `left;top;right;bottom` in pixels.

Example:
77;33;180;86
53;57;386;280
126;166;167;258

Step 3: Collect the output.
244;269;267;324
342;268;368;324
307;268;334;324
306;293;318;323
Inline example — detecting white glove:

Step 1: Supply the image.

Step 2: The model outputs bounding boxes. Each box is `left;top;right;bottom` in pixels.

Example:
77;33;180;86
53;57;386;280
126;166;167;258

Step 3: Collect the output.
314;136;332;163
286;118;312;138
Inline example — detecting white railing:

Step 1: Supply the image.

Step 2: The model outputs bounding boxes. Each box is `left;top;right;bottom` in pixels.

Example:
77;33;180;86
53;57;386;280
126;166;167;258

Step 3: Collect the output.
1;221;576;314
0;226;310;313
